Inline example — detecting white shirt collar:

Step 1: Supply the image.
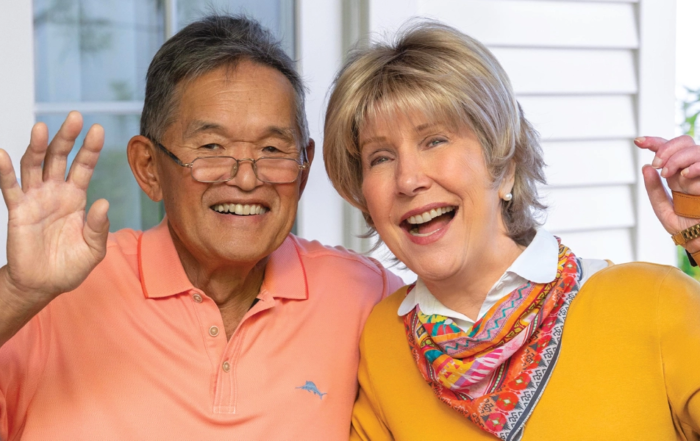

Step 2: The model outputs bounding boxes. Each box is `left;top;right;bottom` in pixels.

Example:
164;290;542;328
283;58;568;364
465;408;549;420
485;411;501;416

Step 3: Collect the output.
397;229;559;321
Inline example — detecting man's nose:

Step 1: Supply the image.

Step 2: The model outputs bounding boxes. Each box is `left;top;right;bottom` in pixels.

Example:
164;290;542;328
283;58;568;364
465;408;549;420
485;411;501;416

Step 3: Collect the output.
226;159;259;190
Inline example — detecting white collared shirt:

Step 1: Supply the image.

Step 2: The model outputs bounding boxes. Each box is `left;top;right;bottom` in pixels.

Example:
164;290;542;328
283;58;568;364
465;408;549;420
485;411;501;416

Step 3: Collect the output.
397;229;609;331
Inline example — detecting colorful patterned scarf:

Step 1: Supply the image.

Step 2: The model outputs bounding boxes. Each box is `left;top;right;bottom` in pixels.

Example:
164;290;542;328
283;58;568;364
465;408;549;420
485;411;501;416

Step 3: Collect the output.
404;241;581;441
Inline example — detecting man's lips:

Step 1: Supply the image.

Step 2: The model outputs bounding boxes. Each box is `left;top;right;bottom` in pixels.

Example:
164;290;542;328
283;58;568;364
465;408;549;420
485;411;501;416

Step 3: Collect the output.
210;202;269;216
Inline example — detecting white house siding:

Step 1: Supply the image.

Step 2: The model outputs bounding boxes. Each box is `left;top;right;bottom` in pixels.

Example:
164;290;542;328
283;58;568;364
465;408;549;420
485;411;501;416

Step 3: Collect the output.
364;0;677;267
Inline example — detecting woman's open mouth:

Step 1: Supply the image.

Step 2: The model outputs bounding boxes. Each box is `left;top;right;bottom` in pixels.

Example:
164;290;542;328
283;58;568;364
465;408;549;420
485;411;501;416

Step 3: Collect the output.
401;206;456;237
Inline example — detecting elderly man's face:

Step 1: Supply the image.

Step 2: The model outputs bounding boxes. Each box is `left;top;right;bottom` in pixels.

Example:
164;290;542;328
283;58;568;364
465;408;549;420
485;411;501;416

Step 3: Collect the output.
154;61;310;266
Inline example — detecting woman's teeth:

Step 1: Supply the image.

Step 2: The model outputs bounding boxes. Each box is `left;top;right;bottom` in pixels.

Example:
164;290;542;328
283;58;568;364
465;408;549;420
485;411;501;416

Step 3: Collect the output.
406;206;455;225
212;204;267;215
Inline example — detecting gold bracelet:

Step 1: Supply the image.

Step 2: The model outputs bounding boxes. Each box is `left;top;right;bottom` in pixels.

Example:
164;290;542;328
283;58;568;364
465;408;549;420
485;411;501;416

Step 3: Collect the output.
672;223;700;246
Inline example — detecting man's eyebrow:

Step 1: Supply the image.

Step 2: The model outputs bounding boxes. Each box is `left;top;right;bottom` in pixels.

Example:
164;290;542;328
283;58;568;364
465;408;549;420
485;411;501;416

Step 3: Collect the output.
183;120;225;138
183;121;297;143
261;126;296;143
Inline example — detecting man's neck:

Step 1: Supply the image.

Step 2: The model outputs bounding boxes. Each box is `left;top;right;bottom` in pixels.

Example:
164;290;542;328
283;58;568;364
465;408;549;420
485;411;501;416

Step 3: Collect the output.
169;226;269;339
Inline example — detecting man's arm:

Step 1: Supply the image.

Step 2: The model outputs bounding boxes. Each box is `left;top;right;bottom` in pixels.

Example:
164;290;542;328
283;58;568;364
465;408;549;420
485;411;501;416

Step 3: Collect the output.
0;111;109;347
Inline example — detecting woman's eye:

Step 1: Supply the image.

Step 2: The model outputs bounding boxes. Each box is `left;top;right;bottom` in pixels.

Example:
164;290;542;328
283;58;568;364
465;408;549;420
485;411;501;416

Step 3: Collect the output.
369;156;389;167
427;137;447;147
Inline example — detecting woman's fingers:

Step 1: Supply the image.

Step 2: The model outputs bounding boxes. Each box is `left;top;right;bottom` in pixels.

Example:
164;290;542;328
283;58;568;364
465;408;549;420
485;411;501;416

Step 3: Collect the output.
20;122;49;191
642;165;676;234
681;162;700;179
660;144;700;178
0;149;24;210
642;135;695;170
42;111;83;182
67;124;104;190
635;136;668;153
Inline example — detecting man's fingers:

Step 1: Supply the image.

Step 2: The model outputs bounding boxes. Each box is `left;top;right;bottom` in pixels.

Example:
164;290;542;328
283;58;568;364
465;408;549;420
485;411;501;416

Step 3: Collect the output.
83;198;109;261
67;124;104;190
0;149;24;210
42;111;83;182
20;122;49;191
642;165;677;234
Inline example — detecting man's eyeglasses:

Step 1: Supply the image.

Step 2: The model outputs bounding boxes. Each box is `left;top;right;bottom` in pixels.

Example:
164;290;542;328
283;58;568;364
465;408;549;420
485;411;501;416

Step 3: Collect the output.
155;142;308;184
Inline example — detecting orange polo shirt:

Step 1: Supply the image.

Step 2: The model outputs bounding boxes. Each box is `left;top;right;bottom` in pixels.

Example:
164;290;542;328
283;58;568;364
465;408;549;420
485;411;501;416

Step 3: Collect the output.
0;220;403;440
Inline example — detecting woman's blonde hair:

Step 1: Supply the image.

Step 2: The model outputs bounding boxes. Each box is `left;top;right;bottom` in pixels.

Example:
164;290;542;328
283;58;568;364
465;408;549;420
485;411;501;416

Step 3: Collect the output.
323;21;546;246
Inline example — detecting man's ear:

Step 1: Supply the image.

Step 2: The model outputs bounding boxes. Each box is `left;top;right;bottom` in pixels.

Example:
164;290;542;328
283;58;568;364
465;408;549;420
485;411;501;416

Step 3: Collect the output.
127;135;163;202
298;138;315;197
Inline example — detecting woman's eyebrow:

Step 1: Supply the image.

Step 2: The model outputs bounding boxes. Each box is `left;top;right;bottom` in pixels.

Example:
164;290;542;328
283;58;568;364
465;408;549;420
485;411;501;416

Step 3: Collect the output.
359;136;387;149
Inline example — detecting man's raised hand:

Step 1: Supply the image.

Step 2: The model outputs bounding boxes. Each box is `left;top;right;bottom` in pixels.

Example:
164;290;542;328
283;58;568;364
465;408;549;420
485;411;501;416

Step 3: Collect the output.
0;111;109;320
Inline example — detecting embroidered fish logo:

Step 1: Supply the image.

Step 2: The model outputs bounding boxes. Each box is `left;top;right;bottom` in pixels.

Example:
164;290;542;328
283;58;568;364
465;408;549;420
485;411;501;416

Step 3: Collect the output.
296;381;327;399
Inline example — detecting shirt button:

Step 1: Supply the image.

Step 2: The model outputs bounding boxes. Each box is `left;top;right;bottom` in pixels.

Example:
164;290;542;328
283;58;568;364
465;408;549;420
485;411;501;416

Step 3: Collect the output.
209;326;219;337
222;361;231;372
193;293;203;303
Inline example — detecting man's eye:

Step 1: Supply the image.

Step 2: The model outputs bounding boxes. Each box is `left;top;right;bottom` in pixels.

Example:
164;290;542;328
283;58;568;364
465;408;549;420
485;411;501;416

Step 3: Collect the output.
262;145;284;154
200;143;221;150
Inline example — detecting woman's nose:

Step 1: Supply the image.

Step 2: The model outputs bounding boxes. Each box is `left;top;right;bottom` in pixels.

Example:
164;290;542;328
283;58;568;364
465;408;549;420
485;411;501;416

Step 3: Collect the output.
395;153;430;196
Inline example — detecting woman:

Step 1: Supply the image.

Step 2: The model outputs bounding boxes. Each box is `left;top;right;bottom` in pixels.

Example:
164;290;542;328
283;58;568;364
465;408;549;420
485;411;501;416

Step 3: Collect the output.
323;22;700;440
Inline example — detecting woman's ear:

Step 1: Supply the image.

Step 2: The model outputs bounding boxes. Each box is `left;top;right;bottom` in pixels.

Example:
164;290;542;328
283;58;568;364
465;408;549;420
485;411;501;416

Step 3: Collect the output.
127;135;163;202
499;162;516;200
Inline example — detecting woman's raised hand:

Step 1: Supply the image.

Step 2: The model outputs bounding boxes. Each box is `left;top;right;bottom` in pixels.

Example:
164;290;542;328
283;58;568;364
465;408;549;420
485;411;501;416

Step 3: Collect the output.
635;135;700;243
0;111;109;316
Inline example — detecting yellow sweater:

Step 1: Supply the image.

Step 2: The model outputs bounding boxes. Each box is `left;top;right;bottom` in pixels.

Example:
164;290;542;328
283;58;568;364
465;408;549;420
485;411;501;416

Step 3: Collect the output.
351;263;700;440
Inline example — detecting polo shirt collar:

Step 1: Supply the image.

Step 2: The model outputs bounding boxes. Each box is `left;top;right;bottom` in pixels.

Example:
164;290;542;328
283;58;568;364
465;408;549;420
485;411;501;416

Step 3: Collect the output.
138;218;195;299
255;235;307;300
138;219;308;301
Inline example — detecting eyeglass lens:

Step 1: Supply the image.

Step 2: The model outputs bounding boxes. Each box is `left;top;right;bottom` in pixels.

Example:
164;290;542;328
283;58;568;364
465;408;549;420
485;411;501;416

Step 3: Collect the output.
190;157;301;184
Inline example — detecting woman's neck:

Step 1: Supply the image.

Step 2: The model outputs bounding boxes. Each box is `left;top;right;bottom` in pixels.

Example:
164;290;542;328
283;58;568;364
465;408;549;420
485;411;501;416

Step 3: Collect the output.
423;234;524;320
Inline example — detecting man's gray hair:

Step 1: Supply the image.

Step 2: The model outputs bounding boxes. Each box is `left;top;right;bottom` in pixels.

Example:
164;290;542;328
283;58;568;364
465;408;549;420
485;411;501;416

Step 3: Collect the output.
141;14;309;148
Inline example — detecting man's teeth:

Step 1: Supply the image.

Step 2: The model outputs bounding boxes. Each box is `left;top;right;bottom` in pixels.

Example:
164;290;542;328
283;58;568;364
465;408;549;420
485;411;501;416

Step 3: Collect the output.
212;204;267;215
406;206;455;225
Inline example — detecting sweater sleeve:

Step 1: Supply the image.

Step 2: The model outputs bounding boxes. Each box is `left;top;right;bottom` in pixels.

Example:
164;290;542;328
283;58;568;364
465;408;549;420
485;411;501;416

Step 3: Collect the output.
658;268;700;439
351;329;393;441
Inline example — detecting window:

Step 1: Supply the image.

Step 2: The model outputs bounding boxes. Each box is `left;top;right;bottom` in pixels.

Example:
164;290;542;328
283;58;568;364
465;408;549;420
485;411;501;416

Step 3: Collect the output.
33;0;295;231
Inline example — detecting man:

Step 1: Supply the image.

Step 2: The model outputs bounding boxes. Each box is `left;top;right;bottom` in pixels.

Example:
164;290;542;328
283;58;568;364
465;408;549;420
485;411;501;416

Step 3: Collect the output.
0;16;402;440
0;12;699;441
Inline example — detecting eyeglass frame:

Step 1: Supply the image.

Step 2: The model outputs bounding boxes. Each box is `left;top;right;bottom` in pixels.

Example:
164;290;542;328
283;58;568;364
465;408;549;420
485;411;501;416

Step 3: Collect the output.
153;141;309;184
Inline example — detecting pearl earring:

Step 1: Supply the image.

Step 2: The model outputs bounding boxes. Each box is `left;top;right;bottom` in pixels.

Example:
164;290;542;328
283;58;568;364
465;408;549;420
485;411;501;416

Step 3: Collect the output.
503;193;513;202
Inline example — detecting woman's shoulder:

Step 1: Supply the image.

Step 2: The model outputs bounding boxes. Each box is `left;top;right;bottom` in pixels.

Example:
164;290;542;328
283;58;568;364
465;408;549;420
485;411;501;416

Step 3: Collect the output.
360;286;411;347
579;261;700;309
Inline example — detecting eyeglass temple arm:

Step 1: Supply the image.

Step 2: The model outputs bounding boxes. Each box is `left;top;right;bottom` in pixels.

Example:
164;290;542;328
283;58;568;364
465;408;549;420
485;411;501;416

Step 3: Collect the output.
156;142;191;168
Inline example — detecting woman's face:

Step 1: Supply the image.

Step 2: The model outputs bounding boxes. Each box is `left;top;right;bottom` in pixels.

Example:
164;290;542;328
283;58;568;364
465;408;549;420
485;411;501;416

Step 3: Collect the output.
360;110;513;284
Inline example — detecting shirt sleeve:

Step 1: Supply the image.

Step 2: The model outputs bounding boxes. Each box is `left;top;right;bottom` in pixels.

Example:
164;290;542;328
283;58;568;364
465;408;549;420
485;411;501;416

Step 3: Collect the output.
351;328;393;441
658;268;700;439
0;311;51;441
